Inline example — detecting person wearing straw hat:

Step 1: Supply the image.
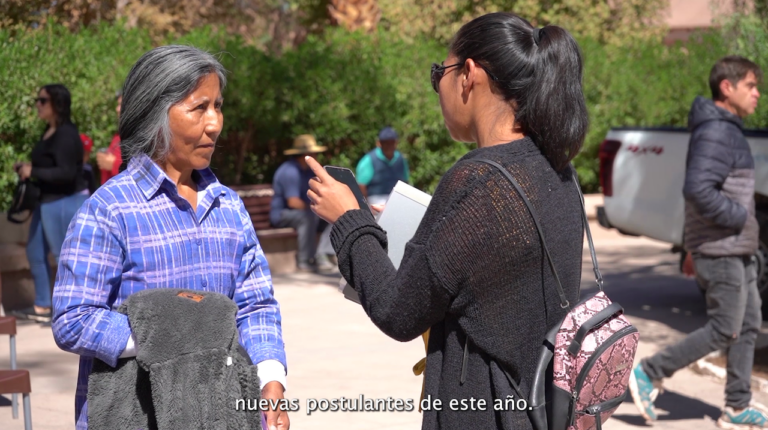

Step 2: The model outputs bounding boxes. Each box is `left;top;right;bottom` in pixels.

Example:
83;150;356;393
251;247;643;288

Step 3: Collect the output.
270;134;329;272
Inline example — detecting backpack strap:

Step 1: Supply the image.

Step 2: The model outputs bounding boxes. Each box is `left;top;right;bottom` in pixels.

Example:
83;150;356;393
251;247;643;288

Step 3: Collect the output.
472;159;570;308
573;169;604;290
472;159;604;296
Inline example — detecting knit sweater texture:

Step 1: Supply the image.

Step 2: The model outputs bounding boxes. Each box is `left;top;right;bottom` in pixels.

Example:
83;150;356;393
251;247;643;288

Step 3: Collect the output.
330;137;584;430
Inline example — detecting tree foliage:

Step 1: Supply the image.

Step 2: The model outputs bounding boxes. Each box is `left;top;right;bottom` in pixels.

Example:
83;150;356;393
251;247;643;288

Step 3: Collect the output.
5;18;768;210
328;0;381;33
5;3;768;209
377;0;668;46
0;0;307;51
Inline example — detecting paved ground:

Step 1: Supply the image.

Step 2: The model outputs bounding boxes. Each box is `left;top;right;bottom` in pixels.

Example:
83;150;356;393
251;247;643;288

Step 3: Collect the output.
3;220;768;429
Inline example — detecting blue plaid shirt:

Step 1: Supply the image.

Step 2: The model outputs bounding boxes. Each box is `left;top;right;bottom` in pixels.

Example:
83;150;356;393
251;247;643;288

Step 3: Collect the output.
51;154;285;429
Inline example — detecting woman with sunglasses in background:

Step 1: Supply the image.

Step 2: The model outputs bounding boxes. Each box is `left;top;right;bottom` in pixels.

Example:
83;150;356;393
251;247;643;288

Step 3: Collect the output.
12;84;88;324
306;12;588;430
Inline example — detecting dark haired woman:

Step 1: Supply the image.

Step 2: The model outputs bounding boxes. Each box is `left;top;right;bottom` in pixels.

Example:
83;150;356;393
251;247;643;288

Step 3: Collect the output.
306;12;588;429
13;84;88;323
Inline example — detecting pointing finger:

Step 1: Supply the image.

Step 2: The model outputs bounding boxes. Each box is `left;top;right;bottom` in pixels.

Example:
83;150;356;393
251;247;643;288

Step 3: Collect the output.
304;156;332;182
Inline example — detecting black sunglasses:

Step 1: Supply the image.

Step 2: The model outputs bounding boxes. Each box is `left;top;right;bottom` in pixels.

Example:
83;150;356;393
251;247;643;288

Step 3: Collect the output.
35;97;49;105
430;61;499;93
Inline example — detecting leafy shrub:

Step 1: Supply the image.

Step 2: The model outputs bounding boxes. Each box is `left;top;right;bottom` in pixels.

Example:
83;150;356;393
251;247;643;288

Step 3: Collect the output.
2;20;766;210
0;23;152;208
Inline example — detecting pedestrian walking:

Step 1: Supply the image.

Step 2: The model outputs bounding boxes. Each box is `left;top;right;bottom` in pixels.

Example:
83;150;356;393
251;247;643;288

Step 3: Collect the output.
629;55;767;429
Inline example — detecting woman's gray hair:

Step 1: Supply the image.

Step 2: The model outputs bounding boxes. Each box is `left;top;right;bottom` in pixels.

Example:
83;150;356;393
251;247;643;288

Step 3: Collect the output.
119;45;227;162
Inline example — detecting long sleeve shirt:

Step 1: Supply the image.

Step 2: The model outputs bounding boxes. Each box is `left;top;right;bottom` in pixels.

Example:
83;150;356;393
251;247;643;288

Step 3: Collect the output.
30;122;87;202
52;153;286;429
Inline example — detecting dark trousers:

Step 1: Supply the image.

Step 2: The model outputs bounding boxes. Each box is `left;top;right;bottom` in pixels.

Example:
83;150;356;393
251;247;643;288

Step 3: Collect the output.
276;208;319;265
642;255;762;409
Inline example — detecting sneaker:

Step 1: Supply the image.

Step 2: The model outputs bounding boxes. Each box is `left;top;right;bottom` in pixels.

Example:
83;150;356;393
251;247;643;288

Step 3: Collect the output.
628;363;658;422
9;306;52;323
717;405;768;429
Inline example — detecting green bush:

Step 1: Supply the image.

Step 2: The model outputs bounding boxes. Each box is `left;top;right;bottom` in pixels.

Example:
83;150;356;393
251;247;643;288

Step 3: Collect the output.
0;23;459;209
173;27;458;194
0;23;153;208
2;20;767;210
576;33;730;189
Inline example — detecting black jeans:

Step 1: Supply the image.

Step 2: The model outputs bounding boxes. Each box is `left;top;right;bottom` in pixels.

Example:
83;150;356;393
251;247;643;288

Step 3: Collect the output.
642;255;761;409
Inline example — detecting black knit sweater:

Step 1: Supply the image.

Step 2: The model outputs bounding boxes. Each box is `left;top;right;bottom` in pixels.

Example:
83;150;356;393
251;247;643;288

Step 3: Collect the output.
30;122;86;202
330;137;583;430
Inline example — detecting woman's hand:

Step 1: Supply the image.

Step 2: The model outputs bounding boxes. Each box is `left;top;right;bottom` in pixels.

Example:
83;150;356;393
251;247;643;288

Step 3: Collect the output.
17;163;32;180
370;204;385;217
305;156;360;224
262;381;290;430
96;151;116;171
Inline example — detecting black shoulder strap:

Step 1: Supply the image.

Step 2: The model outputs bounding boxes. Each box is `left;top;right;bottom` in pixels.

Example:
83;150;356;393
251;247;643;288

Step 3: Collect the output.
471;159;604;309
573;168;604;290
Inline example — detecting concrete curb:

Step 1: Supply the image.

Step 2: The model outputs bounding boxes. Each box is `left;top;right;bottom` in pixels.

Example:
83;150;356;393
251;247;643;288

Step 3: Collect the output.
690;351;768;394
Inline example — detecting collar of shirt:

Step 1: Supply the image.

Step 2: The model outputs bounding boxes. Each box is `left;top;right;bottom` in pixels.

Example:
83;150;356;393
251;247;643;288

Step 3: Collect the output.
374;147;401;166
128;153;226;220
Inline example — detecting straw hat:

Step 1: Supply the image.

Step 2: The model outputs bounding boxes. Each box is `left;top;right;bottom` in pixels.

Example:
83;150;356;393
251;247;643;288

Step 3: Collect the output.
284;134;328;155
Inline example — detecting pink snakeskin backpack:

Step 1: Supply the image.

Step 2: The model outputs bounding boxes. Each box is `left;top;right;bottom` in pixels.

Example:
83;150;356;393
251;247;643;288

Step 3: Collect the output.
475;159;640;430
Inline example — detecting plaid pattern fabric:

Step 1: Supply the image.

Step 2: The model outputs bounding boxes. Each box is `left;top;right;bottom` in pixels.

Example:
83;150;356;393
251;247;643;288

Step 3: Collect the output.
51;154;285;429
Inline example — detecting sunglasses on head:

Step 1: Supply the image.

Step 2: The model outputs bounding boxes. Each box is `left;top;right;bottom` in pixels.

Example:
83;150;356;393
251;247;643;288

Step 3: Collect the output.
35;97;49;105
430;61;499;93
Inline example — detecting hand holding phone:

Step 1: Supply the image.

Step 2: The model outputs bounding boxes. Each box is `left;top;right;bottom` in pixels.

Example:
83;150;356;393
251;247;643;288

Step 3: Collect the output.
304;156;371;224
323;166;370;214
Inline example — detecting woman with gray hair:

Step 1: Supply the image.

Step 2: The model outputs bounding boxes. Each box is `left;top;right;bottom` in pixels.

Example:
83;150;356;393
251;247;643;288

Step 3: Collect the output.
51;45;289;430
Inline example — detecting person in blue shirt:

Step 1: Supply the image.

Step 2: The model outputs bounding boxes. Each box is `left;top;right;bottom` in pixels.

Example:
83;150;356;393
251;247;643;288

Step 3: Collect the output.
270;134;328;272
355;126;410;205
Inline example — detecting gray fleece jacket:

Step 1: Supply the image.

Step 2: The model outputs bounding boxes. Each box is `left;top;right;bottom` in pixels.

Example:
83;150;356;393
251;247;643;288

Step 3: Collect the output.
87;289;262;430
683;96;759;256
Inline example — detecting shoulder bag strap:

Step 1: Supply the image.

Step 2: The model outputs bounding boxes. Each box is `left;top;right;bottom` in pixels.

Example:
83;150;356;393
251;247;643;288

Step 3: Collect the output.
472;159;604;306
572;169;604;290
472;158;570;308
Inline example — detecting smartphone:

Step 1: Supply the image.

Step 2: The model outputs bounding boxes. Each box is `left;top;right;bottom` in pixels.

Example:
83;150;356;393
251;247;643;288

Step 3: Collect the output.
324;166;370;214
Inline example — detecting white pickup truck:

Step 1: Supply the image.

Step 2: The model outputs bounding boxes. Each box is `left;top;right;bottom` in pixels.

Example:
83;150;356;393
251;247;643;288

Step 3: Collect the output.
596;127;768;295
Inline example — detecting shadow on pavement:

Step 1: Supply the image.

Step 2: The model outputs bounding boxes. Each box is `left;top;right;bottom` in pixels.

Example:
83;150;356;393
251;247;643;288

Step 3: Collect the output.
613;389;721;426
582;244;707;333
